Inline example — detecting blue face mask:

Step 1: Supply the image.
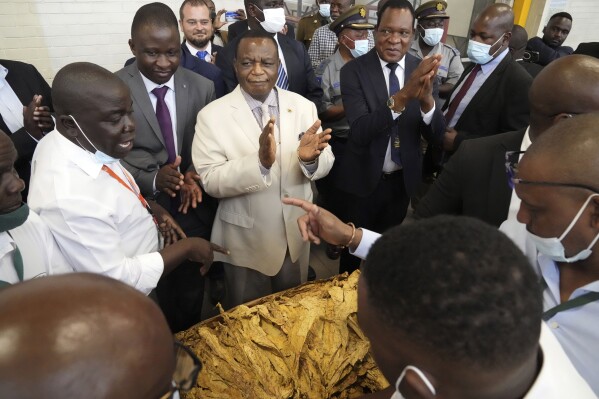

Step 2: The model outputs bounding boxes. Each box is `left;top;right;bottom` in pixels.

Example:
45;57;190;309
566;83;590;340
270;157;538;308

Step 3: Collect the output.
343;35;369;58
319;3;331;18
527;193;599;263
467;34;504;64
69;114;120;164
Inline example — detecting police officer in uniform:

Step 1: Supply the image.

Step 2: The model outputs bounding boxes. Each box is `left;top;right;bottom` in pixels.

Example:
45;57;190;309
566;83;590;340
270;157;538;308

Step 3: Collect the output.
296;0;332;49
409;0;463;102
314;5;373;259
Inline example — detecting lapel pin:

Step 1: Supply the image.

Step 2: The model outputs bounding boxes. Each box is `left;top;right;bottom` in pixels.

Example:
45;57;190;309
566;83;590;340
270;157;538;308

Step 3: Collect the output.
287;108;292;113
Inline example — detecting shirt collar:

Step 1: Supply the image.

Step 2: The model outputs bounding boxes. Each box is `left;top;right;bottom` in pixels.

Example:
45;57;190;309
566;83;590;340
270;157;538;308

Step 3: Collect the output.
537;253;599;295
480;47;509;74
240;86;279;110
521;126;532;151
52;129;105;178
0;64;7;89
185;40;211;56
139;71;175;96
377;53;406;74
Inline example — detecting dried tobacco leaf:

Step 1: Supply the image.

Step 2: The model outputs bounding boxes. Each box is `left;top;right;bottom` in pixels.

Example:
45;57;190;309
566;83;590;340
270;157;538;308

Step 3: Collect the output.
176;271;389;399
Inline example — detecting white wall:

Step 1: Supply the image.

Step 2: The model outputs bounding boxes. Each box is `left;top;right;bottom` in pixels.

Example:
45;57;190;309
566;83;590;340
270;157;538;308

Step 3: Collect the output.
0;0;242;82
535;0;598;50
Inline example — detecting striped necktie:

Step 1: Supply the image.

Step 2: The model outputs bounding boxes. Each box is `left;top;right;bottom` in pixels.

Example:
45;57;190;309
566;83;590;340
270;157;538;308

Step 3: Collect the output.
276;64;289;90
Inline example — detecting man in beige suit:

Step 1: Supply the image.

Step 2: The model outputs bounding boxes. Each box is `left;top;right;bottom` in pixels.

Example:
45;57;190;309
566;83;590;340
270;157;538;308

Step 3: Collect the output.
192;30;334;308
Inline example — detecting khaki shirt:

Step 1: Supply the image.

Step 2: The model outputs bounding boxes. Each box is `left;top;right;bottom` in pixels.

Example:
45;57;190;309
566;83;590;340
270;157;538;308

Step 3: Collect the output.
296;12;330;49
409;39;463;85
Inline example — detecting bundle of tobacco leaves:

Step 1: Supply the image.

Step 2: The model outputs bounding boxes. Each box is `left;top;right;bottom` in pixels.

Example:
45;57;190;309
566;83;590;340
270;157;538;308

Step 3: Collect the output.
176;271;389;399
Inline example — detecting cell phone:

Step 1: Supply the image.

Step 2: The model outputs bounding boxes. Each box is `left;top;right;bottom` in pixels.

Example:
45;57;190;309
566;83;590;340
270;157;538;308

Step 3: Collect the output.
225;11;239;22
523;50;540;63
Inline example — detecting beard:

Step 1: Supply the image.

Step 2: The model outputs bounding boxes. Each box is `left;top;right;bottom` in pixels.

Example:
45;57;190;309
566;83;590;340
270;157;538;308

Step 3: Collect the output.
188;34;212;49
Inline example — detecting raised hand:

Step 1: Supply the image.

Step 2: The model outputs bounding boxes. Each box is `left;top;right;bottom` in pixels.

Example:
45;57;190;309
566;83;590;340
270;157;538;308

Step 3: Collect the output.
156;156;184;197
148;200;187;246
179;170;203;214
23;95;44;139
297;119;331;162
214;9;226;29
282;197;356;247
258;116;276;169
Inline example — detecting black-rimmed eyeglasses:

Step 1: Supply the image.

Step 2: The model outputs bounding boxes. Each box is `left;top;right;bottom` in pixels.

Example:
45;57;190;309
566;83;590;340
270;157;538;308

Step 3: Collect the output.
505;150;599;192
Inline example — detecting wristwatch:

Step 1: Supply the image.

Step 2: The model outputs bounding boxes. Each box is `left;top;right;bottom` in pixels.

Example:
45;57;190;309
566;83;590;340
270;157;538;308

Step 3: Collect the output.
387;96;405;114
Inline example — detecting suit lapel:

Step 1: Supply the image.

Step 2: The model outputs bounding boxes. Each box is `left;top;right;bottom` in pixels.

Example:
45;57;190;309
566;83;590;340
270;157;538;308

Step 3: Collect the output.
278;35;299;89
231;87;260;150
365;50;389;106
465;53;512;109
126;63;165;147
442;63;475;111
174;69;188;151
487;129;526;223
278;90;295;184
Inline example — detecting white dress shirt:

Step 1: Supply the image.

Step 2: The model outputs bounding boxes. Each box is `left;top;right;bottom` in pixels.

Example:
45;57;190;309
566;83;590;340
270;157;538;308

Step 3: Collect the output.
28;130;164;295
186;40;213;63
376;55;436;173
446;48;509;128
388;324;596;399
0;64;25;133
0;209;72;284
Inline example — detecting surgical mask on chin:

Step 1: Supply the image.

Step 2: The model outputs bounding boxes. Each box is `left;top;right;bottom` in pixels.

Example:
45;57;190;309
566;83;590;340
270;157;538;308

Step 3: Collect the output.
319;3;331;18
343;36;369;58
255;7;286;33
467;34;504;64
527;193;599;263
392;365;436;399
69;114;119;164
420;26;444;46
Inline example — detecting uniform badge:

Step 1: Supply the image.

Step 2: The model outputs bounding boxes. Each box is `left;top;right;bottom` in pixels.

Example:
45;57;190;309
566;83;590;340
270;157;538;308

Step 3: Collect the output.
436;2;444;11
359;7;366;17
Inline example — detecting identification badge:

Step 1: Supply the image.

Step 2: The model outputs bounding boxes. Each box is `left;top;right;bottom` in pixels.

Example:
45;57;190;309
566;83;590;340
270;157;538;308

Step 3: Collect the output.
394;136;401;148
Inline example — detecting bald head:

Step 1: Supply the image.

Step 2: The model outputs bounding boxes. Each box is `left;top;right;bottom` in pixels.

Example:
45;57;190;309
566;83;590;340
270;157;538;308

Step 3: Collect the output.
52;62;126;117
0;274;175;399
476;3;514;34
524;113;599;187
509;24;528;58
528;55;599;140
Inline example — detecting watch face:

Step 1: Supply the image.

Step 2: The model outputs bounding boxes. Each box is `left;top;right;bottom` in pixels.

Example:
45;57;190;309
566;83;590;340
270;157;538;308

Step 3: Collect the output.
387;97;394;108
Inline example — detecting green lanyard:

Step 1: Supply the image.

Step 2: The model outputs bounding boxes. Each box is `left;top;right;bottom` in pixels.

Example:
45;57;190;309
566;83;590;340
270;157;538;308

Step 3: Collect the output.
542;278;599;321
0;232;24;288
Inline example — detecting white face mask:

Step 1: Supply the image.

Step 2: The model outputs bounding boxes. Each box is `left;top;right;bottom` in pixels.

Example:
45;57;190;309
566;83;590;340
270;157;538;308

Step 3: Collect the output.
255;6;286;33
343;35;369;58
467;34;504;64
527;193;599;263
69;114;119;164
420;26;444;46
319;3;331;18
392;365;436;399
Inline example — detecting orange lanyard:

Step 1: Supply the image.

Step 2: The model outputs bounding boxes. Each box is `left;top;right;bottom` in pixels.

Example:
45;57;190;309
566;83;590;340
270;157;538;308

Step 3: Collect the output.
101;165;151;212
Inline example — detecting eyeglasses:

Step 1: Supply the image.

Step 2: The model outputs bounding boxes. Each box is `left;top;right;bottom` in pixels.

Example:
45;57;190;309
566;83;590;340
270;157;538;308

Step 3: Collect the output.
505;150;599;192
159;341;203;399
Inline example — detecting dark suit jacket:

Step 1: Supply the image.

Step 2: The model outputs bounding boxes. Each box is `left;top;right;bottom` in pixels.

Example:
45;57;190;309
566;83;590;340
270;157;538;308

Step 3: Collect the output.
216;31;323;108
227;19;295;42
444;52;532;149
517;60;543;79
337;50;445;198
124;45;225;99
115;62;215;196
0;59;52;200
574;42;599;59
416;128;525;227
180;40;225;98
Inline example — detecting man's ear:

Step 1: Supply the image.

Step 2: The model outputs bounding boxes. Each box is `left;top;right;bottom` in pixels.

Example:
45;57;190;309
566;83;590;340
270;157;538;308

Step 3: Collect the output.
248;2;258;18
589;195;599;230
179;19;184;32
502;31;512;47
552;113;574;125
128;38;136;55
58;115;79;138
542;26;547;35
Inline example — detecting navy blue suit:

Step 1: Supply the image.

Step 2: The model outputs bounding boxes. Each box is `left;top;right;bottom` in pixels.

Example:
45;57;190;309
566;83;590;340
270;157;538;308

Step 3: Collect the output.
0;60;52;201
215;31;323;109
338;50;445;198
337;49;444;273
